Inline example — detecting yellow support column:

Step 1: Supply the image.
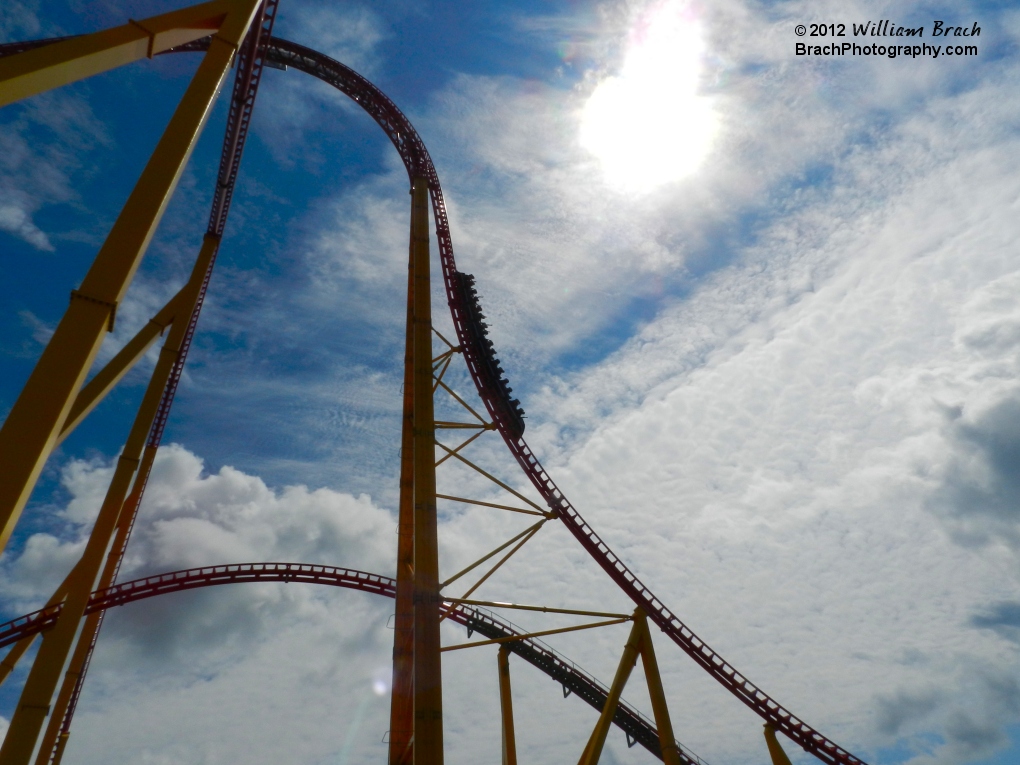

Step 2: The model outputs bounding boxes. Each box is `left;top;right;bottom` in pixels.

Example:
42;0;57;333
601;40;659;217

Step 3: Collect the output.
0;0;260;559
410;177;443;765
34;441;159;765
0;235;220;765
497;647;518;765
389;228;417;765
634;612;680;765
578;616;642;765
764;723;794;765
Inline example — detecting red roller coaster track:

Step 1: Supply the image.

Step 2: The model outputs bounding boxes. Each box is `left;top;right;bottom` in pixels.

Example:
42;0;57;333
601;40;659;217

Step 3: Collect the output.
0;33;866;765
0;563;706;764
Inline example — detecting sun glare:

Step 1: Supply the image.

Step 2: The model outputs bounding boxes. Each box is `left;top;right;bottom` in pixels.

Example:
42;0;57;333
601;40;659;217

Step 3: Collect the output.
580;0;717;193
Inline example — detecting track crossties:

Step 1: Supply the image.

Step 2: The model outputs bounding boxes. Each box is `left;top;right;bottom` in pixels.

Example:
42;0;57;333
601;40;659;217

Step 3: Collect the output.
451;271;526;439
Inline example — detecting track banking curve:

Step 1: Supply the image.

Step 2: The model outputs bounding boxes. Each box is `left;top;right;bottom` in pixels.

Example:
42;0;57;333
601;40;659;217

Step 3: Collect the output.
0;563;706;765
0;34;865;765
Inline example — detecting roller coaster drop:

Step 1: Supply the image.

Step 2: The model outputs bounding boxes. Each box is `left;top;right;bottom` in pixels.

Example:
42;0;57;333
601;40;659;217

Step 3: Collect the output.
0;3;867;764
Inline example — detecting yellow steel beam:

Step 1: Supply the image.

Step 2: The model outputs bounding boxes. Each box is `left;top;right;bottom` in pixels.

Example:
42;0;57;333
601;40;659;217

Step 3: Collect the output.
764;723;794;765
455;523;545;603
432;354;453;393
498;647;518;765
35;439;159;765
0;0;259;560
434;430;485;467
0;555;89;689
578;613;644;765
434;444;546;514
634;612;681;765
410;177;443;765
0;0;232;107
57;289;188;444
431;327;458;351
435;379;488;424
435;494;546;518
0;235;222;765
441;617;632;653
444;599;630;620
389;214;417;765
440;519;546;590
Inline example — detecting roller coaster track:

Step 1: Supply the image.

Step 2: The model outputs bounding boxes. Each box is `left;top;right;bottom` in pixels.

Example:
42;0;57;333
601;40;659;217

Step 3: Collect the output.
0;563;706;765
0;33;866;765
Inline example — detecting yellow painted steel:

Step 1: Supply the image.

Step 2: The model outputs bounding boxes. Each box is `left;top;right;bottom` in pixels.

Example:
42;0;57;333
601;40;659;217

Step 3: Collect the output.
410;177;443;765
454;523;545;602
389;218;417;765
440;617;632;653
764;723;794;765
0;235;222;765
37;440;160;765
434;494;545;518
497;648;518;765
0;0;259;563
58;286;190;444
578;615;643;765
634;612;681;765
433;445;546;513
0;0;234;107
434;378;488;424
577;610;681;765
444;599;630;619
440;520;546;590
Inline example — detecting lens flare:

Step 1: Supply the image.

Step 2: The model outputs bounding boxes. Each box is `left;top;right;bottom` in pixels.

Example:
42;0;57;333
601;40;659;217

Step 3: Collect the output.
580;0;717;193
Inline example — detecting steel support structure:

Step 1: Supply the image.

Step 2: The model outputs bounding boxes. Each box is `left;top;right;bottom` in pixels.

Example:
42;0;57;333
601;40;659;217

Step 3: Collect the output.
498;647;518;765
0;3;261;763
0;17;872;765
578;610;680;765
388;218;418;765
765;724;794;765
410;177;444;765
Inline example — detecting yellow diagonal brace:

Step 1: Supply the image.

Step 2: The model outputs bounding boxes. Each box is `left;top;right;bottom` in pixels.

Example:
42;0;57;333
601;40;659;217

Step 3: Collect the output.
440;519;546;590
441;617;631;652
445;599;630;619
456;523;544;602
436;378;487;424
57;289;188;443
435;443;546;513
436;494;548;518
764;723;794;765
635;612;681;765
578;613;644;765
0;0;230;107
0;554;91;689
432;327;457;351
434;430;485;467
0;234;223;765
0;0;259;560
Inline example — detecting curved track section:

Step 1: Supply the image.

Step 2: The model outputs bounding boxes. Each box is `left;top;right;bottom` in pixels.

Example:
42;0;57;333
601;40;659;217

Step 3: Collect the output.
0;563;705;765
0;35;864;765
261;39;865;765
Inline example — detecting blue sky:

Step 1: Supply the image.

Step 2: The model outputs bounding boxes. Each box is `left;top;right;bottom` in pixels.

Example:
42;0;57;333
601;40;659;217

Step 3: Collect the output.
2;1;1020;764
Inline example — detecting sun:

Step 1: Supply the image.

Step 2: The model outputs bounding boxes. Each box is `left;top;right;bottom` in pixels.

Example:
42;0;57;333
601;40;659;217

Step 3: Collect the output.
580;0;717;193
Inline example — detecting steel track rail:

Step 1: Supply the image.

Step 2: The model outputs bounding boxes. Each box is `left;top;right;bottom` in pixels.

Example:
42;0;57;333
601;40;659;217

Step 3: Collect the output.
257;39;866;765
0;34;865;765
0;563;704;764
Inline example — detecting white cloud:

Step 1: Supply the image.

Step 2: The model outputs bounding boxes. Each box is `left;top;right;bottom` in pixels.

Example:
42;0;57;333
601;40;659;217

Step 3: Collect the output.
6;1;1020;764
